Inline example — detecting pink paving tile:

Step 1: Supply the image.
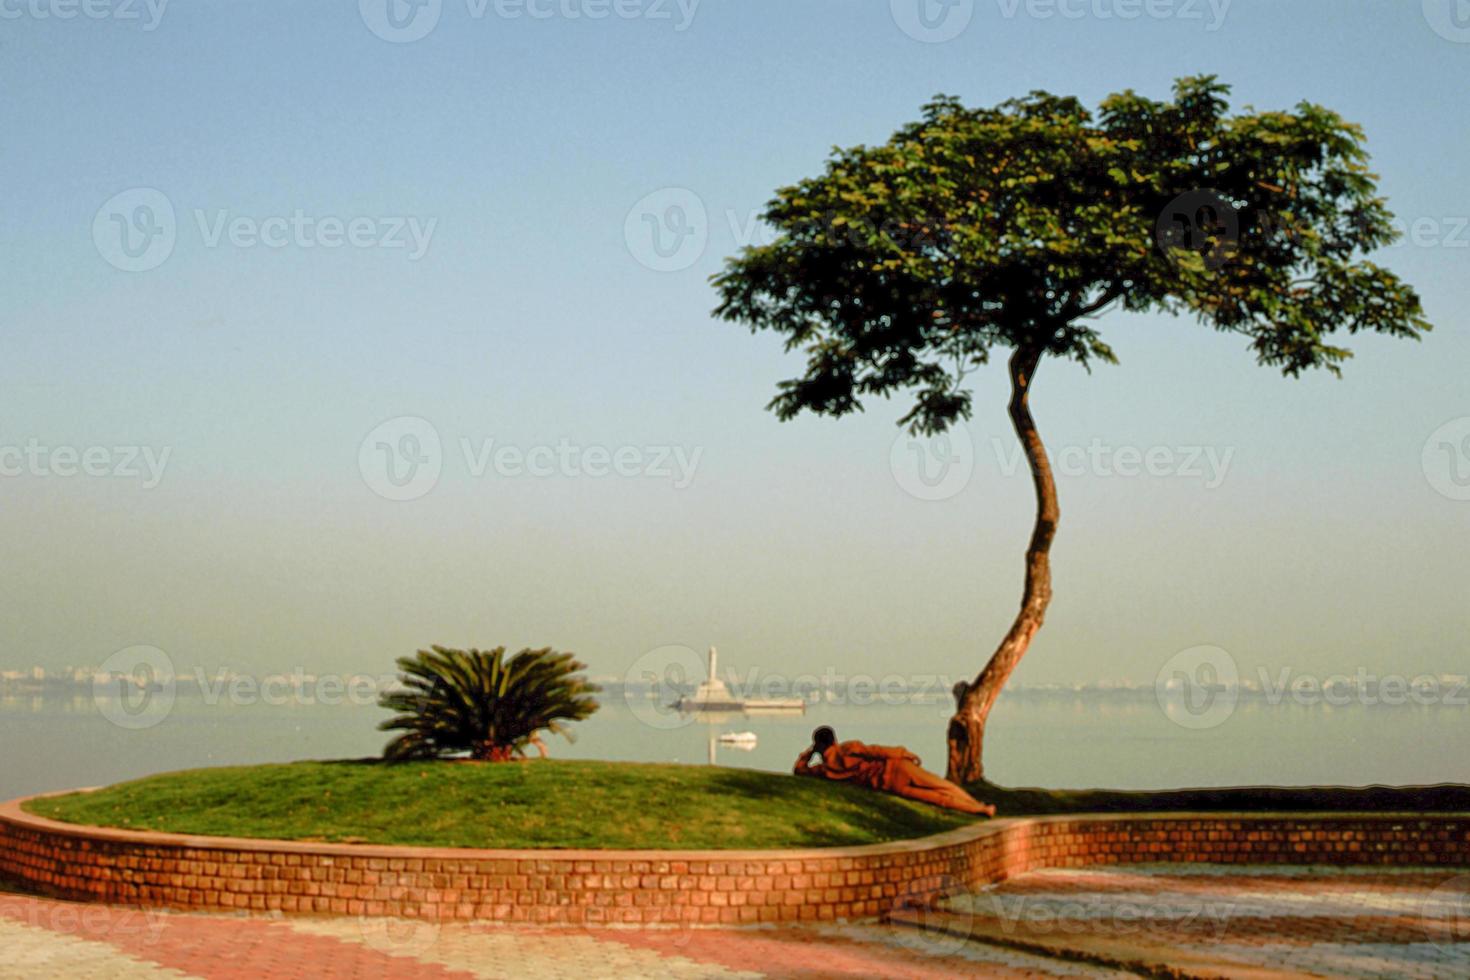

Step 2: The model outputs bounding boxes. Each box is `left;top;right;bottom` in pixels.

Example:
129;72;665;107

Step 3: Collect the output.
0;892;478;980
590;925;1087;978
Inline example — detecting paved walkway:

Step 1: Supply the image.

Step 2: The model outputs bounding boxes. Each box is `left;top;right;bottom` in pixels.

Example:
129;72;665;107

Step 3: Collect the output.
0;881;1119;979
7;865;1470;977
927;864;1470;979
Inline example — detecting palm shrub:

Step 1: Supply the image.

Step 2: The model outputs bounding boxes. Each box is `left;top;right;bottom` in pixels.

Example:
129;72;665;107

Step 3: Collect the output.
378;646;600;762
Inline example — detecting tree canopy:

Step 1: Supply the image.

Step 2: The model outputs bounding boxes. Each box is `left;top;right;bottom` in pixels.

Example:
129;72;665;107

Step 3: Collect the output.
714;76;1429;437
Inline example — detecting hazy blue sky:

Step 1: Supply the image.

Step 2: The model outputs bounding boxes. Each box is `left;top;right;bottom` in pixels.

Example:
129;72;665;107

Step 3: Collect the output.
2;0;1466;692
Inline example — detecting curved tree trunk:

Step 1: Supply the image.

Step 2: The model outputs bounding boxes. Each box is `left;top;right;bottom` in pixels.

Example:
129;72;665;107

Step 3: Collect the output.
946;346;1058;785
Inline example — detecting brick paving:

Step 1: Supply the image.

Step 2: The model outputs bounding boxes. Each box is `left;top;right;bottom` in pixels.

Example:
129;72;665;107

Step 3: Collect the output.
938;864;1470;979
0;882;1119;978
6;864;1470;977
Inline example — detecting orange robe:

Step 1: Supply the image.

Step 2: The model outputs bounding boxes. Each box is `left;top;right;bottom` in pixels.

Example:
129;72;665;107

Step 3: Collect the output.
794;740;991;815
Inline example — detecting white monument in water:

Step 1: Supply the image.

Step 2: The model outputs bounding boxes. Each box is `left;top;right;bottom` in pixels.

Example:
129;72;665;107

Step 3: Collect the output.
675;646;805;714
693;647;731;702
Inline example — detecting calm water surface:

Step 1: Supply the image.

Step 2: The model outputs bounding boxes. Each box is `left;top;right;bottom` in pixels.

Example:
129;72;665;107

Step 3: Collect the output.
2;695;1467;803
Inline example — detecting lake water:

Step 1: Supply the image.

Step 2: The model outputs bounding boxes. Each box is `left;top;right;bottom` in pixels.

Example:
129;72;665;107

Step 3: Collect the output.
4;693;1467;804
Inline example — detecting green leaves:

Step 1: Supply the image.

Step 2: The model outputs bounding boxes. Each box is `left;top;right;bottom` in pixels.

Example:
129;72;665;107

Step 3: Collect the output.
379;646;600;762
714;76;1429;436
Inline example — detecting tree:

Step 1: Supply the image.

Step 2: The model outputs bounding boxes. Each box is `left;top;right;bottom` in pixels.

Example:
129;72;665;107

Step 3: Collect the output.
379;646;600;761
713;77;1429;784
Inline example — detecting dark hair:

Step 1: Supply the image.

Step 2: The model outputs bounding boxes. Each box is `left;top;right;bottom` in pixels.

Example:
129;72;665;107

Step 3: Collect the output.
811;726;836;752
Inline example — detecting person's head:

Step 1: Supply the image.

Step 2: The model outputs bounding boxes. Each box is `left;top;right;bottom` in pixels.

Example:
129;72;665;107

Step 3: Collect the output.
811;726;836;754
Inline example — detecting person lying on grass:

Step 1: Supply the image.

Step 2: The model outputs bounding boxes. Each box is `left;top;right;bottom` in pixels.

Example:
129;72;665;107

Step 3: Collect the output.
793;726;996;816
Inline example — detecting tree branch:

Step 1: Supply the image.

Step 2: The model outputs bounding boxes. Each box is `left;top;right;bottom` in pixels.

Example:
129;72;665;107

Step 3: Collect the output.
1062;282;1126;322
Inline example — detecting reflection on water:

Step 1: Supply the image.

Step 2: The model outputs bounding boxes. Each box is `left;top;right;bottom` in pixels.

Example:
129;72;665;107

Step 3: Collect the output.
2;694;1467;803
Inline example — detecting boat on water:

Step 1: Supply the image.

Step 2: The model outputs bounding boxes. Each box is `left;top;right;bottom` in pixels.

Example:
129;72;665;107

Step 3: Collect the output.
717;730;758;746
674;647;806;714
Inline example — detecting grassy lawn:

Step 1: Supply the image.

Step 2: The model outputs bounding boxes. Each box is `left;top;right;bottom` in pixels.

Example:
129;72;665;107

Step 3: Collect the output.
23;760;974;850
25;762;1466;852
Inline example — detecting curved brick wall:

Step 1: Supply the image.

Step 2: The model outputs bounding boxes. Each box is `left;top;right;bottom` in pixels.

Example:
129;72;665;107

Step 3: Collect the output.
2;796;1468;925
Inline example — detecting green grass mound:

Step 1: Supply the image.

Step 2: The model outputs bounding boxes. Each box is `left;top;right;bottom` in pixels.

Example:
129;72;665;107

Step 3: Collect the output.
25;760;975;850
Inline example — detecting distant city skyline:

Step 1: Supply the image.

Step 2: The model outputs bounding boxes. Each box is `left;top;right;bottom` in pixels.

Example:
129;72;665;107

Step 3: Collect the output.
7;660;1468;707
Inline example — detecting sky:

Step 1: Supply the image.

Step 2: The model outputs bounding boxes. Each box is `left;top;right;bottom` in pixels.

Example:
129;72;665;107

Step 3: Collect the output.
1;0;1467;695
